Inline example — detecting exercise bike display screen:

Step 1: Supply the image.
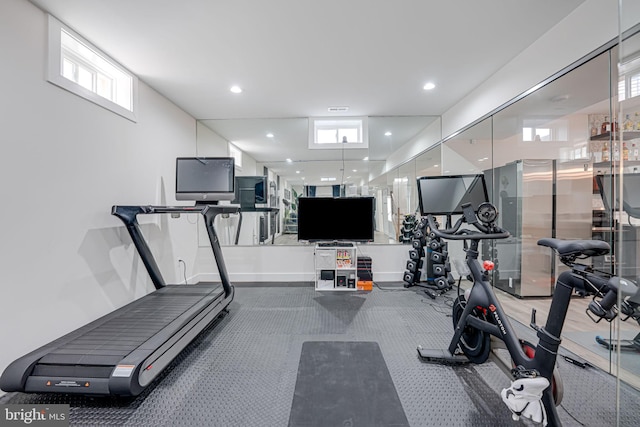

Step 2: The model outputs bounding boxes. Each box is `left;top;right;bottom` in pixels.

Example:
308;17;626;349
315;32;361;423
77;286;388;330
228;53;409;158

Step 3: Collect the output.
417;174;488;216
596;173;640;219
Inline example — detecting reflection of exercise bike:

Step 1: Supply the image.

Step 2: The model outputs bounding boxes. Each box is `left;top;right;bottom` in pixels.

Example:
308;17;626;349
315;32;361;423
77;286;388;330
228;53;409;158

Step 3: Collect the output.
417;201;637;426
593;173;640;351
594;291;640;351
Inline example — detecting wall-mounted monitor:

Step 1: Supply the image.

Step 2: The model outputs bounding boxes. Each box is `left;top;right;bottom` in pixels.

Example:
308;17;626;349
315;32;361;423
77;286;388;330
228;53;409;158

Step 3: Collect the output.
233;176;268;211
595;173;640;218
175;157;235;202
417;174;488;215
297;197;375;242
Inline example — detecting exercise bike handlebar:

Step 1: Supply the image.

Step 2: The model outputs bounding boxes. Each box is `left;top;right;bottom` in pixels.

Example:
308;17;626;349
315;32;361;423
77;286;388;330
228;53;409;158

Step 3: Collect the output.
426;214;511;241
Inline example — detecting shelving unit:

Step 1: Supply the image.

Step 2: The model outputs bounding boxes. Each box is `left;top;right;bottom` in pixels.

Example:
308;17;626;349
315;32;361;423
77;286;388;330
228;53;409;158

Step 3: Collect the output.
589;130;640;141
314;243;357;291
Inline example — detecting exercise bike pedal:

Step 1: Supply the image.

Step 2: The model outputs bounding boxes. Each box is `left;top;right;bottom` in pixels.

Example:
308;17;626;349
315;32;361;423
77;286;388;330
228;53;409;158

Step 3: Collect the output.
417;346;471;365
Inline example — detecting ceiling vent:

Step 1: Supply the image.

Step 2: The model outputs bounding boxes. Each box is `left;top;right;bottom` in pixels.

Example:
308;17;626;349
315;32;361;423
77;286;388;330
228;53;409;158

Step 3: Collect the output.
327;106;349;112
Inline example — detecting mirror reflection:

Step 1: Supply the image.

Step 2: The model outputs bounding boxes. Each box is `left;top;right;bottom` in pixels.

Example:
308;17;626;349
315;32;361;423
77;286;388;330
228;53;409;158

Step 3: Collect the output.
197;116;439;245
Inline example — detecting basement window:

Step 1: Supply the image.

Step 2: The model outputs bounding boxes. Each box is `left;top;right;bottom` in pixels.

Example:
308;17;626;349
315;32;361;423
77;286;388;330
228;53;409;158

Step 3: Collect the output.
309;117;369;149
47;15;138;121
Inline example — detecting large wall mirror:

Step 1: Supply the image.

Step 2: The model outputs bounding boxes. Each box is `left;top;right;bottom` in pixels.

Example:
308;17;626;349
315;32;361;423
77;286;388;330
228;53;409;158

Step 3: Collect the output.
196;116;440;246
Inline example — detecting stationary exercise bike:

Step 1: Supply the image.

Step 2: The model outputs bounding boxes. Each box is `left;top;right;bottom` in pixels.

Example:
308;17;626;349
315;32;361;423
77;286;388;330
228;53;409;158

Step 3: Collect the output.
417;201;637;426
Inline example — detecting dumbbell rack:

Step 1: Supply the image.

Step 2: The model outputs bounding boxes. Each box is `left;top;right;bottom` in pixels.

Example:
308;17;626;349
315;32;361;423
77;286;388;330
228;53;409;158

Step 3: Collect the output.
400;214;417;244
402;216;455;299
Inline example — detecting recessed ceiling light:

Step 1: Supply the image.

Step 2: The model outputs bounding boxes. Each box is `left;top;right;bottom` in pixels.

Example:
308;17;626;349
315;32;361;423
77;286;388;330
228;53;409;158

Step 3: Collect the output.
296;170;300;174
384;131;392;136
423;82;436;90
286;158;292;163
363;157;369;161
266;133;274;138
230;85;242;93
434;164;440;168
352;169;357;172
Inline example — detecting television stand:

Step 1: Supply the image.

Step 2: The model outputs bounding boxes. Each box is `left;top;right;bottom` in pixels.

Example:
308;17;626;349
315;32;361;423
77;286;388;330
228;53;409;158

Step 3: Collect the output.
314;243;357;291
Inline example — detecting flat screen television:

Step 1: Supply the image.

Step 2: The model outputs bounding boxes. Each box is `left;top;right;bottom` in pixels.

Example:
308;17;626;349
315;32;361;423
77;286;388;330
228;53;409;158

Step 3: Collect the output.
175;157;235;202
417;174;488;215
297;197;375;242
233;176;268;210
595;173;640;218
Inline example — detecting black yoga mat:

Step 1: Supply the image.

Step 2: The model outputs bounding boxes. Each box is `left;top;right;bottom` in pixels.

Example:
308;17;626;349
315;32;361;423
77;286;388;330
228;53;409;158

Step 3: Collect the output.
288;341;409;427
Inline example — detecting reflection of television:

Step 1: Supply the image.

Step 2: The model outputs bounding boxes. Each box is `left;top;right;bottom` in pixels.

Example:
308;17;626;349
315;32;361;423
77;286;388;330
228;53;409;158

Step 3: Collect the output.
233;176;268;210
175;157;235;202
596;174;640;218
297;197;375;242
417;174;488;215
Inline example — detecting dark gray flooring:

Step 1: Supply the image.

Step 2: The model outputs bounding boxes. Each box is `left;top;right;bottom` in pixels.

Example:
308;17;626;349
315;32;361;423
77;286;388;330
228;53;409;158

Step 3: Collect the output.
2;283;640;426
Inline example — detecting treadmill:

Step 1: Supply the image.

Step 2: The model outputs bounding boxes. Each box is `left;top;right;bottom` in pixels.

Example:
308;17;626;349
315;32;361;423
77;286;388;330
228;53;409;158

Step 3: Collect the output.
0;204;238;396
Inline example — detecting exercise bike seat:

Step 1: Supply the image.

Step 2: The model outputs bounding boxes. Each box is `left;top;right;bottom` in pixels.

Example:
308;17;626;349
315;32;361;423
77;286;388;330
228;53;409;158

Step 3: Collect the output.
537;238;610;258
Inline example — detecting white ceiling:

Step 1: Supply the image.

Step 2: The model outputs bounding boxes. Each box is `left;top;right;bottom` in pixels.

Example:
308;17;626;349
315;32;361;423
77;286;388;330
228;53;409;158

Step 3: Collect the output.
29;0;587;184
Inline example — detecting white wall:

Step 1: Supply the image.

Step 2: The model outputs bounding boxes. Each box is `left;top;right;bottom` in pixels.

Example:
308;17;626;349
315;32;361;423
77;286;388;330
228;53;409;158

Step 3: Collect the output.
0;0;201;386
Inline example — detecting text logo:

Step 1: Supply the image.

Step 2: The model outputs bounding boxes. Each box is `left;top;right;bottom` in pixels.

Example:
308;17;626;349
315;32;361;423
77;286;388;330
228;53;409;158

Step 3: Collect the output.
1;405;69;426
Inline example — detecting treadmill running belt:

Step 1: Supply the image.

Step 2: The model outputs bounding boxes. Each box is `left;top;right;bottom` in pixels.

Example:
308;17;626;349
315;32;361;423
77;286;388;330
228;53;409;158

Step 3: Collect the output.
289;341;409;427
40;291;218;363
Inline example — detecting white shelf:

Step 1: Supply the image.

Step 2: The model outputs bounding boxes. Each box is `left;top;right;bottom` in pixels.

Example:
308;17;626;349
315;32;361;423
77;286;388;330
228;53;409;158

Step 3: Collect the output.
314;244;357;291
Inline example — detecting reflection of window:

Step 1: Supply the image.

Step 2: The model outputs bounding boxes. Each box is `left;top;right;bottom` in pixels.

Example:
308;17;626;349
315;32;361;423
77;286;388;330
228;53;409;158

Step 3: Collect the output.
522;127;551;141
309;117;369;149
619;71;640;101
47;15;137;121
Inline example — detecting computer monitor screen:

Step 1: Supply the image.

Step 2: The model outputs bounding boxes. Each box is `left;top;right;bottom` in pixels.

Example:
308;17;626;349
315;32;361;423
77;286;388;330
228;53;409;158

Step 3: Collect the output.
233;176;268;210
417;174;488;215
596;173;640;218
175;157;235;202
297;197;375;242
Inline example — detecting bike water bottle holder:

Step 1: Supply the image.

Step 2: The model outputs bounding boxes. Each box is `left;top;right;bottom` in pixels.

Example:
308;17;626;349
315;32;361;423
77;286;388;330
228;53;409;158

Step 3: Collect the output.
586;297;617;323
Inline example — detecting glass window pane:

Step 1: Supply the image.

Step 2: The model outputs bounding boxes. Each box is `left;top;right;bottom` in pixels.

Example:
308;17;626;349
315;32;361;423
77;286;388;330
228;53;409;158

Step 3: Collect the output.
317;129;337;144
62;58;74;81
77;66;92;90
96;73;112;99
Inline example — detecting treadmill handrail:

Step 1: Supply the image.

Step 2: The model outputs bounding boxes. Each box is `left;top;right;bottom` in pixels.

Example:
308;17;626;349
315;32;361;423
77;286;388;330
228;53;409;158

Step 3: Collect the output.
112;205;239;297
